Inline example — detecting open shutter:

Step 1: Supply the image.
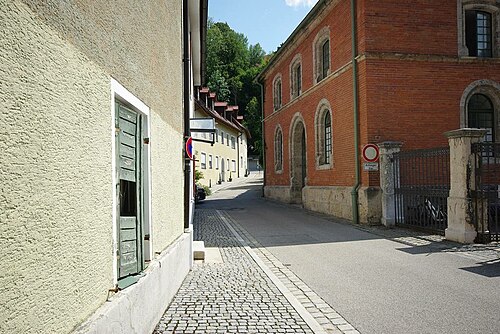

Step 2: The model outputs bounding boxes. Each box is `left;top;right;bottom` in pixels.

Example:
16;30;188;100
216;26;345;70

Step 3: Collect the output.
116;103;143;280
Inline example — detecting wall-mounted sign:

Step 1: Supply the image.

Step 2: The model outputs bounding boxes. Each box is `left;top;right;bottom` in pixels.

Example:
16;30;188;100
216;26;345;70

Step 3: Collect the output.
362;144;379;162
363;162;379;171
185;137;193;159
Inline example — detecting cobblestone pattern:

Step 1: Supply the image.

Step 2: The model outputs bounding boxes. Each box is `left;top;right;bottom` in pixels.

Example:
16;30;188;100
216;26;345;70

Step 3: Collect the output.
154;209;314;334
223;212;358;334
224;207;499;334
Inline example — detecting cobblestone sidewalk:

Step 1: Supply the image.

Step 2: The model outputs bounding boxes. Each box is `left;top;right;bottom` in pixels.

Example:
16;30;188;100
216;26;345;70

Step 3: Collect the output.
154;209;318;334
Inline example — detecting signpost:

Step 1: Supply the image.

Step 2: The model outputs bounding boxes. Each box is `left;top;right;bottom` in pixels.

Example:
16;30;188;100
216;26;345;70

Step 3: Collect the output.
362;144;379;171
190;117;216;145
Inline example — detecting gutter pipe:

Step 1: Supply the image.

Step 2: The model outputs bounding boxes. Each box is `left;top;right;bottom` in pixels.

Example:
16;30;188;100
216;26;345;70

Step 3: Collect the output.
350;0;361;224
183;0;191;229
258;81;265;197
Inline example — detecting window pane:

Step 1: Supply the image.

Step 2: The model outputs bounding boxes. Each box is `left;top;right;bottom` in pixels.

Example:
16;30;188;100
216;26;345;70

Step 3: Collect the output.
465;10;478;56
324;112;332;164
468;94;494;141
322;40;330;79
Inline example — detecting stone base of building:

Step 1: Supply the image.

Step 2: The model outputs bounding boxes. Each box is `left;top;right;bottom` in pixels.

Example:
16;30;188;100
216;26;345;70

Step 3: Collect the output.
74;231;192;334
264;185;382;224
264;185;292;203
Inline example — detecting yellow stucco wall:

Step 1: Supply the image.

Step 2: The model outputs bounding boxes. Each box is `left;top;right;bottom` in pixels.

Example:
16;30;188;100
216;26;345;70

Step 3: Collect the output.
150;114;184;251
193;111;249;188
0;0;185;332
0;2;113;332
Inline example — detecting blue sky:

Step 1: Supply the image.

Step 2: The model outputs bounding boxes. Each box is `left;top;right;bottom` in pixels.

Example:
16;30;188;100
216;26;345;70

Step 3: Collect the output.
208;0;319;53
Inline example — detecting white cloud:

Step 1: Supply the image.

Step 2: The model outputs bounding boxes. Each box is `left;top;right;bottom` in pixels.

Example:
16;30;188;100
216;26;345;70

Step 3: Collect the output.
285;0;318;7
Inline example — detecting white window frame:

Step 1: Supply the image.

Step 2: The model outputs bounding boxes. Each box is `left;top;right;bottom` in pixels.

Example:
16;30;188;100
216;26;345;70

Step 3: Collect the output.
313;27;331;83
273;74;283;111
111;78;152;285
290;54;302;99
201;152;207;169
458;0;500;58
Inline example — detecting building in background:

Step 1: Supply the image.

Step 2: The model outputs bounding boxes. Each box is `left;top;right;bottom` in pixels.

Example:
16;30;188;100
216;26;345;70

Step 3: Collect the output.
0;0;207;333
257;0;500;224
193;87;250;188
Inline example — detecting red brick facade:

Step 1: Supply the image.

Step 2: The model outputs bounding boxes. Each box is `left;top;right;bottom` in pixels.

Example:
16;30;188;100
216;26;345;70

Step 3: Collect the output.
259;0;500;223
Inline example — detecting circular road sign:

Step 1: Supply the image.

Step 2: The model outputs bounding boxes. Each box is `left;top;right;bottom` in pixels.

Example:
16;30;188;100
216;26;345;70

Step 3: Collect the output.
362;144;379;162
186;137;193;160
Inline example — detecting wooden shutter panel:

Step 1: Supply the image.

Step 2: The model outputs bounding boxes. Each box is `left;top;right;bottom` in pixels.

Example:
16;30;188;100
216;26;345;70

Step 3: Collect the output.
116;103;143;279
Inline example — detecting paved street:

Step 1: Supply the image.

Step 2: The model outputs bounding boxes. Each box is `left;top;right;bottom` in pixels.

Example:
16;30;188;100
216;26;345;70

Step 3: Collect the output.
155;173;500;333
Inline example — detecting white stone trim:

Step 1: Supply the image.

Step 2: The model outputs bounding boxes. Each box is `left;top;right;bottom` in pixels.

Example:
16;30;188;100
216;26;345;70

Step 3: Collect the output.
459;79;500;140
272;73;283;111
274;124;284;173
312;26;331;84
314;98;333;169
289;54;302;100
457;0;500;57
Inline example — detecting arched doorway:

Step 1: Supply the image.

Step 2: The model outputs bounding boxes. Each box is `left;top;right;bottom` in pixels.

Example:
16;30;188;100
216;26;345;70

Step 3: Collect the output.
290;119;307;204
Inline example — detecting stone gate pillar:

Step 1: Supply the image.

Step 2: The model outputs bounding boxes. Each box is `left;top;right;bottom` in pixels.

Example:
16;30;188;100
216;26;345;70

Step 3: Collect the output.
378;141;403;227
445;128;486;243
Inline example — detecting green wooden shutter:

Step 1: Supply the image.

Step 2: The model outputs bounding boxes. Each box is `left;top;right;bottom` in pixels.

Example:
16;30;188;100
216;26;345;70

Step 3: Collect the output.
116;103;143;280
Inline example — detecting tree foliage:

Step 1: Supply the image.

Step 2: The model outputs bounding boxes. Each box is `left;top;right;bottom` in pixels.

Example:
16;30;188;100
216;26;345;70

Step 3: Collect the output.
206;19;268;158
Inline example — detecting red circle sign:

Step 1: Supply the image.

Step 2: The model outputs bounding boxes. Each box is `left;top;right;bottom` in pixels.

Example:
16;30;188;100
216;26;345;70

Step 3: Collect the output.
186;137;193;159
362;144;379;162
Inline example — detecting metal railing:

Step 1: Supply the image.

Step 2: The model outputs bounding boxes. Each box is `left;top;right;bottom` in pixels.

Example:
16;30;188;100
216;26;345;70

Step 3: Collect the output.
393;147;450;233
471;142;500;243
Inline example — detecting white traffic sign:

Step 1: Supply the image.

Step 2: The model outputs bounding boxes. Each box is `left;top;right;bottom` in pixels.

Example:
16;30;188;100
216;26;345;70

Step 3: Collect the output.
362;144;379;162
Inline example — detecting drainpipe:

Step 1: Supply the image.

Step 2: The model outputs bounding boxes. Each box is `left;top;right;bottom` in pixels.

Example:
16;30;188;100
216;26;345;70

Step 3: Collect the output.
183;0;191;229
237;132;241;178
350;0;361;224
258;81;265;197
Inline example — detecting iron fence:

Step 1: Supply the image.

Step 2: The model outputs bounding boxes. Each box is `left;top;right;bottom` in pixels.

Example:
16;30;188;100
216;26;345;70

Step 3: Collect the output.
393;147;450;233
471;142;500;243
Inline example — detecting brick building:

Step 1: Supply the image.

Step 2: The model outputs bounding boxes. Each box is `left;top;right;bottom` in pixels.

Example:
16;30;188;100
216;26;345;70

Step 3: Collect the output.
257;0;500;224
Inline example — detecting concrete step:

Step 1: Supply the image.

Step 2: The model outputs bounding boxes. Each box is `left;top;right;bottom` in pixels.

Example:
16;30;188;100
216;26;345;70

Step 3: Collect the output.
193;241;205;260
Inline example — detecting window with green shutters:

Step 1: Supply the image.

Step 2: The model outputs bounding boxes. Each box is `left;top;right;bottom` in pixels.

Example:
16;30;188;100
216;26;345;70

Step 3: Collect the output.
115;102;144;283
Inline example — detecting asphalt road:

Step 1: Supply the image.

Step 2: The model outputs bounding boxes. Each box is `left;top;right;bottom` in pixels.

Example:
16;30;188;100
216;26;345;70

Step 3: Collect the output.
200;175;500;334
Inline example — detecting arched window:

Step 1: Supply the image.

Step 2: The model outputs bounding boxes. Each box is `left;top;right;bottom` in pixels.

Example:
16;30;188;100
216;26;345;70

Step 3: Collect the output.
273;75;282;111
466;10;492;57
315;99;333;168
290;55;302;99
324;112;332;164
468;93;494;141
313;27;331;83
275;127;283;172
458;1;499;58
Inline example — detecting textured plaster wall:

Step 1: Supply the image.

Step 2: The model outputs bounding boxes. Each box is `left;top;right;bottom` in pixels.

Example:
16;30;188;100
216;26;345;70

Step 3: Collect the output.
150;113;184;251
18;0;186;253
21;0;184;133
0;1;113;333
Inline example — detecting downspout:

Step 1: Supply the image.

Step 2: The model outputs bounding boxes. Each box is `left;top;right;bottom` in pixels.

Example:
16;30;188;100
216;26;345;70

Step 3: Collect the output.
183;0;191;229
237;132;241;178
258;81;265;197
350;0;361;224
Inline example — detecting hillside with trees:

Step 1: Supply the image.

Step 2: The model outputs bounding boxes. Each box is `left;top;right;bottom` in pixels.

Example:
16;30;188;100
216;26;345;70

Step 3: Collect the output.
206;20;269;161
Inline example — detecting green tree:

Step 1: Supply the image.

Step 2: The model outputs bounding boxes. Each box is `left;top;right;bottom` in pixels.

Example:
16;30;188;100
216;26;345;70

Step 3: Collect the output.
205;20;268;158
